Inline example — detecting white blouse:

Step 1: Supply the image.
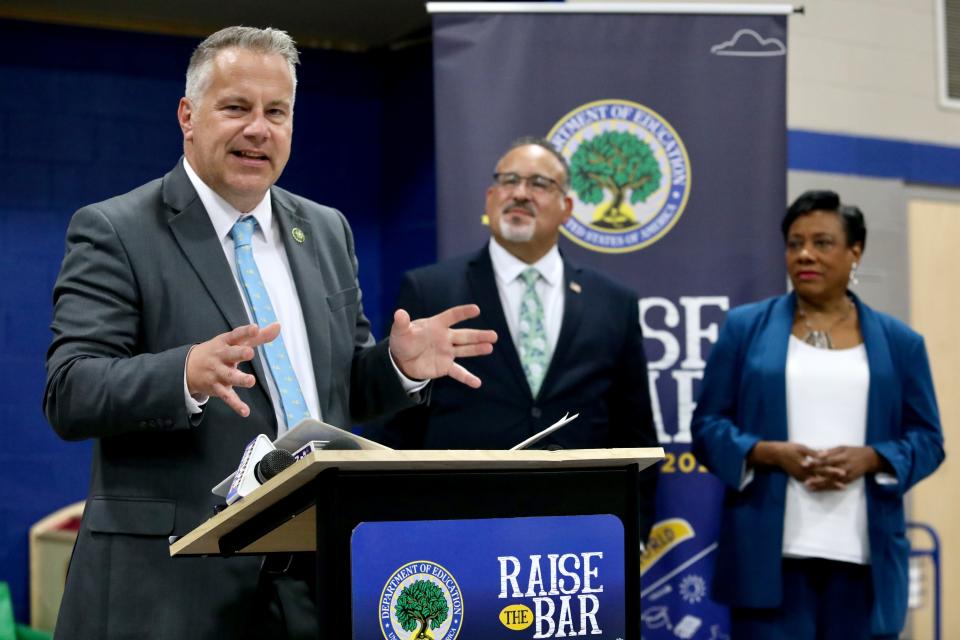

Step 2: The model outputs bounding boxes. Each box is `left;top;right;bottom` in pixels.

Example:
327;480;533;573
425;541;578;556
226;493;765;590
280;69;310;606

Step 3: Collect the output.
782;335;871;565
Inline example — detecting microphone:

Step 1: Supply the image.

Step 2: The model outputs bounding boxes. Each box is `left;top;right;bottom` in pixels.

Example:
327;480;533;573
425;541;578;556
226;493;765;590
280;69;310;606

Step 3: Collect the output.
254;449;295;483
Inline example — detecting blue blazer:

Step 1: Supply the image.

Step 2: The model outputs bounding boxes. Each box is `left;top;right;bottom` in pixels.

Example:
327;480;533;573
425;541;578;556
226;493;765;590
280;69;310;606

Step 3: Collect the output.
691;292;944;635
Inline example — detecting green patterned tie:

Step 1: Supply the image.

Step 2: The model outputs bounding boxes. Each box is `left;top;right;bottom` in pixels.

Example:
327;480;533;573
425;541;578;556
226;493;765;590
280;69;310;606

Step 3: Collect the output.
518;267;549;396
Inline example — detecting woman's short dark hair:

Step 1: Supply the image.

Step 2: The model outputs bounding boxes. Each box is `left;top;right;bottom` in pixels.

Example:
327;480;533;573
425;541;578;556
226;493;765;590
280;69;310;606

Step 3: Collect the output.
781;189;867;250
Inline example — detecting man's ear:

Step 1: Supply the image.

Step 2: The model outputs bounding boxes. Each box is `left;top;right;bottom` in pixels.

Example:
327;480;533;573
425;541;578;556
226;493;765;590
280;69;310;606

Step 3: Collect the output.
562;195;574;223
177;98;194;140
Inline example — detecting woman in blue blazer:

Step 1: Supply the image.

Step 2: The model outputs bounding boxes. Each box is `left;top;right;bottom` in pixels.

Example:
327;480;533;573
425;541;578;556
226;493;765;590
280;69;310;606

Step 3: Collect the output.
692;190;944;639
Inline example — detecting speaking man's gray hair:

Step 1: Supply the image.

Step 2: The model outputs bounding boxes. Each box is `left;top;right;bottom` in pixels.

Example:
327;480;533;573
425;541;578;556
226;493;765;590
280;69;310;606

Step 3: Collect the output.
185;26;300;106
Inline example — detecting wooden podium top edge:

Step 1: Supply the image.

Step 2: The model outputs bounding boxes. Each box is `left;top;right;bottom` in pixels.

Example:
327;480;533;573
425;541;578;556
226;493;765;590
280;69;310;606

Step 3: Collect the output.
170;447;664;557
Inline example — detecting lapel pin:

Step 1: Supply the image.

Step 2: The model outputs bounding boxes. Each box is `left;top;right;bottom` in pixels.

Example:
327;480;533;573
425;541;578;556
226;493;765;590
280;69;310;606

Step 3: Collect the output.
569;281;582;294
291;227;306;244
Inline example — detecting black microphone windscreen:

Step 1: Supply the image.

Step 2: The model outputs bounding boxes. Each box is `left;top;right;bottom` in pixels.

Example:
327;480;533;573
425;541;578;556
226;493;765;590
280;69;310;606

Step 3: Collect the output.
254;449;296;484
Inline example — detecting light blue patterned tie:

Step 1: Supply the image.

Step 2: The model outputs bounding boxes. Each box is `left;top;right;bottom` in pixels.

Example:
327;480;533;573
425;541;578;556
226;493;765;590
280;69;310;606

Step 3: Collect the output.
230;216;311;429
518;267;549;396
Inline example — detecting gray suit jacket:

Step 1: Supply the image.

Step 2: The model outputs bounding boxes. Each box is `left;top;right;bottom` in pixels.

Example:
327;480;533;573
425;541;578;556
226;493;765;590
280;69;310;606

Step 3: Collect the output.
44;160;413;639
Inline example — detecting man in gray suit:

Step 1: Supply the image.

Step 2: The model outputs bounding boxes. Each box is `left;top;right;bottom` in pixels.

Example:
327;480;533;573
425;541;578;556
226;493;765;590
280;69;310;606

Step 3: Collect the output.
43;26;495;640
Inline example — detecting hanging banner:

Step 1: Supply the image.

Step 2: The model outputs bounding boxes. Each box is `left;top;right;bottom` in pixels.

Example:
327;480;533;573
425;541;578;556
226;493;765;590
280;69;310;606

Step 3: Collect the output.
431;5;788;638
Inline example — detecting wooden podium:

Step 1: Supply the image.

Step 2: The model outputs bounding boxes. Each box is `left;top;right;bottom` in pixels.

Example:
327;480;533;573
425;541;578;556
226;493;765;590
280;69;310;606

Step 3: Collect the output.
171;448;663;638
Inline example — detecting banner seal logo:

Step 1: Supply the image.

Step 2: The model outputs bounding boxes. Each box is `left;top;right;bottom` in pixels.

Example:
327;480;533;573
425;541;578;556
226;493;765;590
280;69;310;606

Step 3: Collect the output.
380;560;463;640
548;99;691;254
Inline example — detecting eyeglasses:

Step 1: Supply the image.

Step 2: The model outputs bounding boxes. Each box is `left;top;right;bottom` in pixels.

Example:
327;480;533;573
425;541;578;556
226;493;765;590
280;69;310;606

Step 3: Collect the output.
492;172;563;195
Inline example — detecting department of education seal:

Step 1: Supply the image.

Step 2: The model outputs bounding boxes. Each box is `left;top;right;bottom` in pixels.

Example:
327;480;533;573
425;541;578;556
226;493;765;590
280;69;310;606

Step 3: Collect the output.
547;99;691;253
380;561;464;640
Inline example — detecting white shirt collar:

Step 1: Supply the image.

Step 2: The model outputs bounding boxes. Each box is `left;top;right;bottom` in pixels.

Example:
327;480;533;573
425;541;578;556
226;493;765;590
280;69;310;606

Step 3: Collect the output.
182;157;274;243
488;237;563;287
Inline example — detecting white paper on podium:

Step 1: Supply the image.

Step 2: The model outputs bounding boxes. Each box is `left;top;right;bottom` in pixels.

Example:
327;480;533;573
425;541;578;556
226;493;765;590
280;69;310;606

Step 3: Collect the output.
510;412;579;450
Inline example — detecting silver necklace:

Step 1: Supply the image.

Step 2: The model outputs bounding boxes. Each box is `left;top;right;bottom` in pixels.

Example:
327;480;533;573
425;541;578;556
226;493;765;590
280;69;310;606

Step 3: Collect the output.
796;297;853;349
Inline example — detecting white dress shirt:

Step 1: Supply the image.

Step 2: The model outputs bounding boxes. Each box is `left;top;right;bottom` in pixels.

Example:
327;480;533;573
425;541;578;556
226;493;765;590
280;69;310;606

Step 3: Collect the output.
183;159;321;431
487;238;564;361
180;160;424;433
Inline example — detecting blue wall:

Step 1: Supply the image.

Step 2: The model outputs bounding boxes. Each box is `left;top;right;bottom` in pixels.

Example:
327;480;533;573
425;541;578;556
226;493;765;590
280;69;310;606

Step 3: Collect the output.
0;18;435;623
789;129;960;188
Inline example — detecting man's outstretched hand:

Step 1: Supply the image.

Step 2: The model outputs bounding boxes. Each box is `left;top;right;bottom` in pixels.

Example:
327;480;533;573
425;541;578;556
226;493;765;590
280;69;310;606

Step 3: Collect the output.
389;304;497;389
186;323;281;417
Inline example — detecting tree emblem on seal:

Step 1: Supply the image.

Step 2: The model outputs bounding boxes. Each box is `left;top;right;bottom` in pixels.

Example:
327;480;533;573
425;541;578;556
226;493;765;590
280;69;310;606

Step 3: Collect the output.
570;130;662;229
395;579;449;639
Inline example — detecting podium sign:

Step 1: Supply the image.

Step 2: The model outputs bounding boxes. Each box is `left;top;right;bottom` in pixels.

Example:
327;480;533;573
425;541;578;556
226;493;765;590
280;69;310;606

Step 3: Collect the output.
353;515;625;639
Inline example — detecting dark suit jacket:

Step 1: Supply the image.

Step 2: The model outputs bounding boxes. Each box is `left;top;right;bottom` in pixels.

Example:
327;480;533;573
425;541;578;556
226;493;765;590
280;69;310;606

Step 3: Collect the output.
43;160;414;639
369;246;659;540
691;292;944;635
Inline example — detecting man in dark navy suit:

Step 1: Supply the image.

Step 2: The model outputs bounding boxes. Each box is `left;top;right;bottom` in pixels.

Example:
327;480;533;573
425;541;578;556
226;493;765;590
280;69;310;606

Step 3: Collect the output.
372;137;660;542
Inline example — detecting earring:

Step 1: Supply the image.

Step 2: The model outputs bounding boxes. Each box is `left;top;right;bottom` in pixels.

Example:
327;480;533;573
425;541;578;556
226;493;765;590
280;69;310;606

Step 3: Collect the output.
849;261;859;286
